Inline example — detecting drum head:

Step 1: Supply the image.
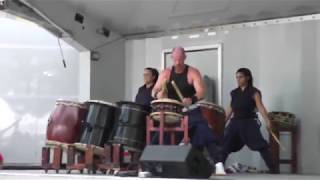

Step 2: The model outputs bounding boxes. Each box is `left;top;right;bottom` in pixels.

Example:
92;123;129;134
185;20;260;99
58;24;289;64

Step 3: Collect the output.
117;101;151;113
150;112;183;124
86;100;117;107
151;98;184;107
56;100;87;109
197;101;225;114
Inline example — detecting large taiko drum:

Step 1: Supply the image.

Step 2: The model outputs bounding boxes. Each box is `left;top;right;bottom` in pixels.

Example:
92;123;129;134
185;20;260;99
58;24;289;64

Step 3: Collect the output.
197;101;225;140
79;100;117;147
150;98;184;124
109;101;150;152
46;100;88;144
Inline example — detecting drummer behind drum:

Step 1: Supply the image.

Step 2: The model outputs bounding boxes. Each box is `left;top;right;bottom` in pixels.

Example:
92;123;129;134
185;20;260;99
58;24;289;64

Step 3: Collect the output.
135;67;159;106
151;46;226;175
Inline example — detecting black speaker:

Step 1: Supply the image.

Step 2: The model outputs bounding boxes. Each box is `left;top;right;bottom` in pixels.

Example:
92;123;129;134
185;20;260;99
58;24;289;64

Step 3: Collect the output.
139;145;212;178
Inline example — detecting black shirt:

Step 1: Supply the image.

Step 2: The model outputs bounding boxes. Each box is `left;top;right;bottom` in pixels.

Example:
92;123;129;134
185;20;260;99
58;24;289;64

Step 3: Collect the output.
135;84;154;106
166;65;196;101
231;86;261;119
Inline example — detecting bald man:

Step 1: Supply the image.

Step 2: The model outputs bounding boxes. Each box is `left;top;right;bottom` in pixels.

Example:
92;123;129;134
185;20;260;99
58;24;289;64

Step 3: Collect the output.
151;47;226;175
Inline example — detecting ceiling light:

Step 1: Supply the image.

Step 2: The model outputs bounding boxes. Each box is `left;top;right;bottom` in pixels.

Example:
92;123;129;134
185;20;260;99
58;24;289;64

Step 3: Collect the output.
171;35;179;40
207;31;217;36
189;34;200;39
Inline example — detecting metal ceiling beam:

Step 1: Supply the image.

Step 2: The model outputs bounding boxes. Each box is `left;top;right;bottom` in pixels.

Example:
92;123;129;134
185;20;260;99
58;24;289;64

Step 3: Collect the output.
0;0;71;38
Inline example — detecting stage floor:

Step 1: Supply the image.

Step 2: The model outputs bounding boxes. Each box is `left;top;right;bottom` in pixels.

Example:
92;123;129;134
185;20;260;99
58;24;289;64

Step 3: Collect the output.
0;170;319;180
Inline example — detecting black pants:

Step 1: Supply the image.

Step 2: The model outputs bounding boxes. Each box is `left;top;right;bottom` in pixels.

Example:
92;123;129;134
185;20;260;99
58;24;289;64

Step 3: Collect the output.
221;118;276;172
151;108;223;163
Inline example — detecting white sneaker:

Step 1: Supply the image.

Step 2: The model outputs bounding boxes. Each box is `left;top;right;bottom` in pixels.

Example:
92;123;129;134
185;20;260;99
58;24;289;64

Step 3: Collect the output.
178;142;191;146
215;162;226;175
138;171;153;178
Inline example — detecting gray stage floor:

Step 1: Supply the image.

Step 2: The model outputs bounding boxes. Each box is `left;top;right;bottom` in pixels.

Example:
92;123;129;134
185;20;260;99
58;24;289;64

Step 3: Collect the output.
0;170;319;180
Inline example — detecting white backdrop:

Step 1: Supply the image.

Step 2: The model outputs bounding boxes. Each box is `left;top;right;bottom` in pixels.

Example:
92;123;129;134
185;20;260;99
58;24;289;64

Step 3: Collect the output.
0;14;80;166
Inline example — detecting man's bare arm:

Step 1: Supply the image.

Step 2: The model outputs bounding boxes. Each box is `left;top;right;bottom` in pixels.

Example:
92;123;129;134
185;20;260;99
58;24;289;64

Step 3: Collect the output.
191;68;205;101
152;69;170;99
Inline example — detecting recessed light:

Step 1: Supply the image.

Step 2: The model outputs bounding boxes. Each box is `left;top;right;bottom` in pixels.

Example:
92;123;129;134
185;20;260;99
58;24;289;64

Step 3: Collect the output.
189;34;200;39
208;32;217;36
171;35;179;39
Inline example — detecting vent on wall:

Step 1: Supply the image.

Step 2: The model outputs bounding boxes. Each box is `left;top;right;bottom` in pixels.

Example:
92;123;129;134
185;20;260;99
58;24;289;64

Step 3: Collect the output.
90;51;100;61
74;12;84;24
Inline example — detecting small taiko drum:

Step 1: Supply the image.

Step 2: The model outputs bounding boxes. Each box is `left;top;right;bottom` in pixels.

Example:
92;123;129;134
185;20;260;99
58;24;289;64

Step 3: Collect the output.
197;101;225;140
46;100;88;144
150;98;184;124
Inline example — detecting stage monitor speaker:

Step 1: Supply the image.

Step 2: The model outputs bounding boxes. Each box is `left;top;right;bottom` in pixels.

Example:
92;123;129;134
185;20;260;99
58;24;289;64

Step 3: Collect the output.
139;145;211;178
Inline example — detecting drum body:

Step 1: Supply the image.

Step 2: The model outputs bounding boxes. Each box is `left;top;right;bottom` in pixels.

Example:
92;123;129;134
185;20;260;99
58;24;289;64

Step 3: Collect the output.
46;100;88;144
109;101;150;152
150;98;184;124
197;101;225;140
80;100;117;147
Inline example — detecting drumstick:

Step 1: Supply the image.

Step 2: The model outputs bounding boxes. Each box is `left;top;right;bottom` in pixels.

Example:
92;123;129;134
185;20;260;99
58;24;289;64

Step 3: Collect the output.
171;80;184;102
270;130;286;151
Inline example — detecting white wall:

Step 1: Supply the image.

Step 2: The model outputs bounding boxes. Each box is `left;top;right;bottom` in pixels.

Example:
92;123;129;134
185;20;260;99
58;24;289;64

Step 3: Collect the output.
125;38;163;101
125;20;320;174
125;40;145;101
90;39;126;102
78;51;91;102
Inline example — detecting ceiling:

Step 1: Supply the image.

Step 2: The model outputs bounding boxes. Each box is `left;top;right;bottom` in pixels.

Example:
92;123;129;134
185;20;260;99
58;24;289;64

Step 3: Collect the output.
28;0;320;37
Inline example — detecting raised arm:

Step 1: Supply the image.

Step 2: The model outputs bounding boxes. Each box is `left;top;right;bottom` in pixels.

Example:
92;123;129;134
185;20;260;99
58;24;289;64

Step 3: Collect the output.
152;69;170;99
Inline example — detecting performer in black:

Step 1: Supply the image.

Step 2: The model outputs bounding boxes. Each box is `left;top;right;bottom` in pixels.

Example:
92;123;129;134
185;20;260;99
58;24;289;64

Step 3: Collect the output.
135;67;159;106
222;68;277;173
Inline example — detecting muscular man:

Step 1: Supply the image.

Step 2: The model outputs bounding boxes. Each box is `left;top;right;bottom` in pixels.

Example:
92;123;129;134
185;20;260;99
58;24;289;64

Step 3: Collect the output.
152;47;225;175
